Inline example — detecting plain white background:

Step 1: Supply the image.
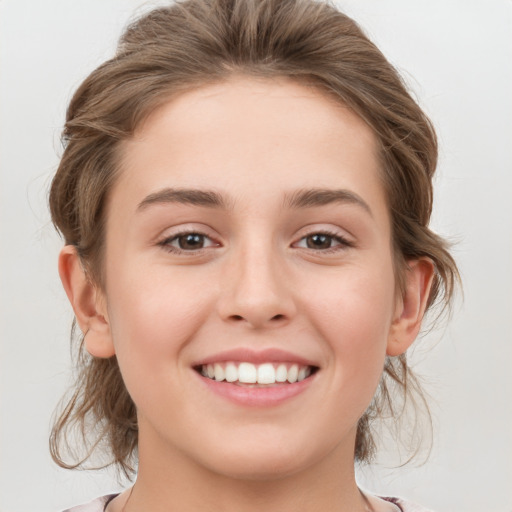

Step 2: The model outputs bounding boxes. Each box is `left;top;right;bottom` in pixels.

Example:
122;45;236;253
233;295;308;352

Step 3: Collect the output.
1;1;511;511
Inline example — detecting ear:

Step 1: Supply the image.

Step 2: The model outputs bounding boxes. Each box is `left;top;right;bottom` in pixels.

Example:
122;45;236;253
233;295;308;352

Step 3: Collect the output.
58;245;115;358
387;258;435;357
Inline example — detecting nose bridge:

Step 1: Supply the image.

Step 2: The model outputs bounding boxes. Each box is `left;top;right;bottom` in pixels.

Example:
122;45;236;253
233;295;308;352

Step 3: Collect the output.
218;229;295;328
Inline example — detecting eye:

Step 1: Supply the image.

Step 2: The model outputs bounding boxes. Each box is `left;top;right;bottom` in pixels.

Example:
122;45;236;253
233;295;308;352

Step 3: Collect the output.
159;232;218;253
294;232;352;251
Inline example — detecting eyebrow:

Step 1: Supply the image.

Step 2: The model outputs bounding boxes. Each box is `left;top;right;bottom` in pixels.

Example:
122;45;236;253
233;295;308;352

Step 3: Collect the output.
137;188;231;211
136;187;372;217
283;188;373;217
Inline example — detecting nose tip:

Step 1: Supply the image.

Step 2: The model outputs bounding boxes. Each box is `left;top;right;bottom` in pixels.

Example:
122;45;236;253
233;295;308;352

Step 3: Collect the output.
221;291;294;329
216;252;296;329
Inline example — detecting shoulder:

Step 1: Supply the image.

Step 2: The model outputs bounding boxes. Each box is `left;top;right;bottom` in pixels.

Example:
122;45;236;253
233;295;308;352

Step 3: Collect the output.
61;494;119;512
381;495;436;512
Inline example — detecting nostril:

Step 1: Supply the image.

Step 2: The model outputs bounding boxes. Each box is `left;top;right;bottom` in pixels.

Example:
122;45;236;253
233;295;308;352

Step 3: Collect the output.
225;311;290;327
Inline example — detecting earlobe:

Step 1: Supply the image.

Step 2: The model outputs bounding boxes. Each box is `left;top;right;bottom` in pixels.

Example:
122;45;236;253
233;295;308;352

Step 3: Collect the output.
386;258;435;357
58;245;115;358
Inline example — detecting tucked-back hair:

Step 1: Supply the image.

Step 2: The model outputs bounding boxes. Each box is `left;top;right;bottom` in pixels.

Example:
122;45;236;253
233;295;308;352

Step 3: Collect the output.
49;0;459;477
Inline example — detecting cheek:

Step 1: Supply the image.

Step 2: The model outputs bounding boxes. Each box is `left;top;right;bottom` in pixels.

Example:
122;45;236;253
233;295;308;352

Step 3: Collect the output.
104;262;214;378
303;264;396;396
309;265;395;338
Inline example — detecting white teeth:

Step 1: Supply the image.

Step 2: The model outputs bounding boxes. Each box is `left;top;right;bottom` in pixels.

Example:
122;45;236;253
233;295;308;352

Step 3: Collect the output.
225;362;238;382
287;364;299;383
275;364;288;382
238;362;257;383
257;363;275;384
214;363;225;381
200;361;313;385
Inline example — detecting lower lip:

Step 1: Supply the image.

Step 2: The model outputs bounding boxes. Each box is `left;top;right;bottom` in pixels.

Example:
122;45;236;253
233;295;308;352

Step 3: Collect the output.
195;372;316;407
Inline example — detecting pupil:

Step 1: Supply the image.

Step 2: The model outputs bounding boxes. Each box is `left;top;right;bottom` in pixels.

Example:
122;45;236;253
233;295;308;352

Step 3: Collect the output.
179;234;204;249
307;234;331;249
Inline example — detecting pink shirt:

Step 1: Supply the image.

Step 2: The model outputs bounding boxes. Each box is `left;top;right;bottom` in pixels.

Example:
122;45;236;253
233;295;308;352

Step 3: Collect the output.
62;493;435;511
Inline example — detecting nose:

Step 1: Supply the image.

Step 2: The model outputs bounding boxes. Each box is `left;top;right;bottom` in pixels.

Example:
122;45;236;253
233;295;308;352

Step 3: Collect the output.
216;241;297;329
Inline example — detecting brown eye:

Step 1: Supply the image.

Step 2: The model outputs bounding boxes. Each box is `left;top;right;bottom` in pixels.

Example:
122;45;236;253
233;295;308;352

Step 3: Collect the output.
160;232;218;253
177;233;206;250
305;234;335;249
294;231;352;252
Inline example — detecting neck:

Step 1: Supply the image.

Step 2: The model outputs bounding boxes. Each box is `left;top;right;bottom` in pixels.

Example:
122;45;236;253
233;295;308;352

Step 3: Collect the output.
121;425;369;512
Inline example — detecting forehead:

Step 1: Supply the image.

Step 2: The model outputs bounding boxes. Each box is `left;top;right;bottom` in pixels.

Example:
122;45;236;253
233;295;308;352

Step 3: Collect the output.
130;76;377;161
113;76;387;221
135;76;372;137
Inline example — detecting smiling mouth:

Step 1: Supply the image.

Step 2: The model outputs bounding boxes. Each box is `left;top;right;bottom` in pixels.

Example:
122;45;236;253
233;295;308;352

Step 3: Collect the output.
194;362;318;386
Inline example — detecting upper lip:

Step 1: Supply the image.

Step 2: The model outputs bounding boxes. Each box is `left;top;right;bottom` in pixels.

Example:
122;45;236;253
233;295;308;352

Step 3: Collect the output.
191;348;319;368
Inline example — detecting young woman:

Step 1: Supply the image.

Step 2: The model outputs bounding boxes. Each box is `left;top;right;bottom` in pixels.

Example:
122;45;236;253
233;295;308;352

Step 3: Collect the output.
49;1;458;511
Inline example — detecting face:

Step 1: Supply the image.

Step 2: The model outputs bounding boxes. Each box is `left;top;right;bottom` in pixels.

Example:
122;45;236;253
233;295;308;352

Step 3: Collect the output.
99;77;401;479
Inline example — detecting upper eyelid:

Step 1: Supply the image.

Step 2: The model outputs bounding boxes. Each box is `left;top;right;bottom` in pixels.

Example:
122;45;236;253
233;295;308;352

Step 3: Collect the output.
156;224;352;241
293;224;354;241
157;223;218;241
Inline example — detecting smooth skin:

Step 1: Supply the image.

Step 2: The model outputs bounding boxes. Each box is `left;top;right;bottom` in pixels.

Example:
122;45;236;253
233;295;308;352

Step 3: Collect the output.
59;76;434;512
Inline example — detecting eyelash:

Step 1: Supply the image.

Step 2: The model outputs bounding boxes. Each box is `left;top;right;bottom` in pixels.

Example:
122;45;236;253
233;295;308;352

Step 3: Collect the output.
157;230;353;255
294;230;354;254
158;231;218;255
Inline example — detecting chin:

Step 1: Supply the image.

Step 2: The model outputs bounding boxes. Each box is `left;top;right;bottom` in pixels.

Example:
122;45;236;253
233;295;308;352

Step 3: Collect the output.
194;434;329;482
209;455;309;482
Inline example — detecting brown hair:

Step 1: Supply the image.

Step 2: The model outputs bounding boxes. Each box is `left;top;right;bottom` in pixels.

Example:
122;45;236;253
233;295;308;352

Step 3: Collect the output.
49;0;459;477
